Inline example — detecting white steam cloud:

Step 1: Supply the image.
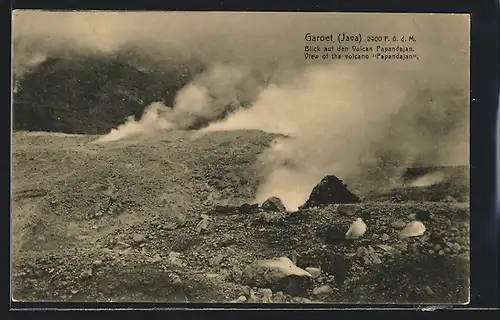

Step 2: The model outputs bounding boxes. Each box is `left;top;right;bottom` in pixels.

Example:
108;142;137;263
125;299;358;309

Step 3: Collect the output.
13;11;470;211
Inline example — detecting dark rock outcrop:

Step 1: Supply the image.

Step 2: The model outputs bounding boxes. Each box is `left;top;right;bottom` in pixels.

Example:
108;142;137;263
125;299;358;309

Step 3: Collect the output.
260;196;286;212
301;175;360;208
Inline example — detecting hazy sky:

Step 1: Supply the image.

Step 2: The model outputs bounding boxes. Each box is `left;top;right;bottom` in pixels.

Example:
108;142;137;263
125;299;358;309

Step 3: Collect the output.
13;11;469;82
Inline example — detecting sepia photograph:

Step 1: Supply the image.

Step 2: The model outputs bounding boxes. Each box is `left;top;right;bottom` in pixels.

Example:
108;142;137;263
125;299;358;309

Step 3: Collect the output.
11;11;470;304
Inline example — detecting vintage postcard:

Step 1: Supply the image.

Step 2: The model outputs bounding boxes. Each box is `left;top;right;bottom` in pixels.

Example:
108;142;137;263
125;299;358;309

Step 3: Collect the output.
11;11;470;304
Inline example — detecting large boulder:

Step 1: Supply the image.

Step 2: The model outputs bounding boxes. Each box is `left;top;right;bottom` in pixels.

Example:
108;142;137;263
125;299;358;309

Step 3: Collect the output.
301;175;360;208
260;196;286;212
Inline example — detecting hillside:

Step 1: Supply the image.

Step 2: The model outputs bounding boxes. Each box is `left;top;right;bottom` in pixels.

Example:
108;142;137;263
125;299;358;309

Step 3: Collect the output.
12;131;469;304
12;54;204;134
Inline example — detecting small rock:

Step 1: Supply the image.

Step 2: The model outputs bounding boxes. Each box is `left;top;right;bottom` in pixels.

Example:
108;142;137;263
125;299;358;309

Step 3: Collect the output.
371;255;382;265
219;269;229;279
450;243;462;253
147;254;162;263
209;254;224;266
399;221;426;239
80;269;93;279
262;288;273;303
434;244;442;251
71;289;79;295
236;295;247;303
168;251;183;266
407;213;417;220
247;289;258;303
381;234;390;242
438;250;445;256
424;286;435;295
391;220;407;229
133;234;146;244
429;249;435;254
305;267;321;279
115;241;130;250
206;273;219;279
444;247;451;253
164;222;178;230
170;274;182;285
345;218;367;240
376;245;394;253
312;285;333;296
120;247;133;255
196;216;211;233
93;260;102;267
442;195;457;203
274;291;286;303
260;196;286;212
240;285;251;297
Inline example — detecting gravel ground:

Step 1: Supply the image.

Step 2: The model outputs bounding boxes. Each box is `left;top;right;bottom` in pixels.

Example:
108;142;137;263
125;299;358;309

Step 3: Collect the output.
11;130;469;304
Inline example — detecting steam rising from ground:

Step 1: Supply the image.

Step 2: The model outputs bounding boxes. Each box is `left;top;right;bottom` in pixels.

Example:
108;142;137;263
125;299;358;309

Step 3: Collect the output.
13;11;470;211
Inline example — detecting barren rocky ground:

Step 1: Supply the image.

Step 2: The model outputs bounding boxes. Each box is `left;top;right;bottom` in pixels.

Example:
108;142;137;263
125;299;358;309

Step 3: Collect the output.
11;130;469;304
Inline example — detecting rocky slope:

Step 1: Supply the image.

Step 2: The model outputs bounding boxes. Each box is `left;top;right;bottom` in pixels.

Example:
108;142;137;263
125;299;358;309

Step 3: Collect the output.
11;130;469;304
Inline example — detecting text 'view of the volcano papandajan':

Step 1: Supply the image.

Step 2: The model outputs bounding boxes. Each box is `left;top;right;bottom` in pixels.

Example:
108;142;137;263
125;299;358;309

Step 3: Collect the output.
304;32;419;61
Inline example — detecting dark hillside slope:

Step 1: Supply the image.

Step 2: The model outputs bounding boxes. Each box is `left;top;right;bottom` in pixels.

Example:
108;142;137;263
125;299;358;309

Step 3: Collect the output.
13;54;202;134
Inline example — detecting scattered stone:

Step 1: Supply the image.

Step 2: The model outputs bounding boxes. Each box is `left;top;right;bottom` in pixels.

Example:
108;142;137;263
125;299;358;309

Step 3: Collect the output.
424;286;435;295
408;213;417;220
442;195;457;203
164;222;178;230
289;250;300;265
92;260;102;267
195;215;211;233
242;257;313;294
219;269;230;279
240;286;251;297
80;269;93;279
301;175;360;208
120;247;133;255
358;246;382;266
262;288;273;303
114;241;130;250
444;247;451;253
449;243;462;253
168;251;183;266
247;289;258;303
434;244;442;251
438;250;445;256
305;267;321;279
170;274;182;285
312;285;333;296
376;244;395;253
260;196;286;212
147;254;162;263
391;220;407;229
345;218;367;240
381;234;390;242
399;221;426;239
274;291;286;303
209;254;224;266
293;297;312;303
71;289;79;295
206;273;219;279
236;295;247;303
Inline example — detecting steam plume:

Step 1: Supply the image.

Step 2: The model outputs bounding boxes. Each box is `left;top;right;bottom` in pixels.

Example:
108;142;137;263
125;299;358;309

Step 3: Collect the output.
13;11;470;210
